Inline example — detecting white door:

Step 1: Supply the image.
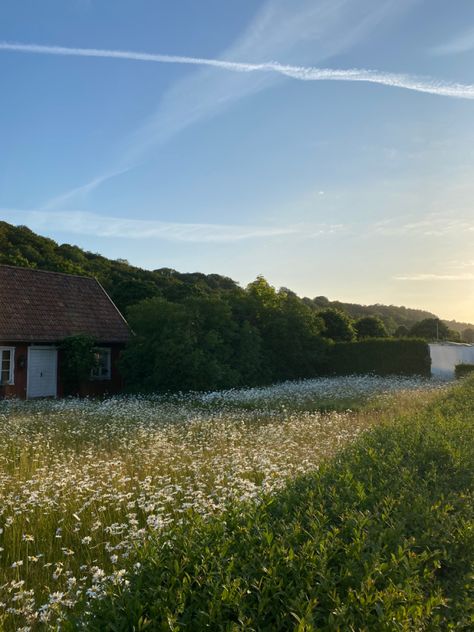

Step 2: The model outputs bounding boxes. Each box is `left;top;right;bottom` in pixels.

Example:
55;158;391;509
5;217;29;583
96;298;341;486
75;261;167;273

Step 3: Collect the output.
27;347;58;398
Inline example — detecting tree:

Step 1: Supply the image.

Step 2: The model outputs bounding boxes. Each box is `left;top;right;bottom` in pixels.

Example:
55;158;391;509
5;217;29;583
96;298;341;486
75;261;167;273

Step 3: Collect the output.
394;325;410;337
409;318;457;341
355;316;388;339
267;290;327;381
319;308;356;342
243;280;328;381
121;296;242;392
110;278;161;313
462;328;474;343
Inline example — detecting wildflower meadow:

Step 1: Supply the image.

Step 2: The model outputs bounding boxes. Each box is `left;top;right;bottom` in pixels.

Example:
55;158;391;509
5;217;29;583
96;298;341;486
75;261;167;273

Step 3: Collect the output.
0;376;449;629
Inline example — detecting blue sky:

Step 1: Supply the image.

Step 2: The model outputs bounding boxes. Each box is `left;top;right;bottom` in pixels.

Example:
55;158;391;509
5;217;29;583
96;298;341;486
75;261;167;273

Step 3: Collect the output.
1;0;474;320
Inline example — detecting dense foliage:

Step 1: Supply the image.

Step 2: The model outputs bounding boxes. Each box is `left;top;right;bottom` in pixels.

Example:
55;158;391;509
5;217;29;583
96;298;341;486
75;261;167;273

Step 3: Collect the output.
318;308;356;342
122;279;328;391
455;363;474;379
1;221;470;390
307;295;438;334
409;318;460;342
326;339;431;377
0;221;239;314
354;315;388;339
2;221;471;333
79;378;474;631
461;328;474;343
59;335;97;395
0;377;443;629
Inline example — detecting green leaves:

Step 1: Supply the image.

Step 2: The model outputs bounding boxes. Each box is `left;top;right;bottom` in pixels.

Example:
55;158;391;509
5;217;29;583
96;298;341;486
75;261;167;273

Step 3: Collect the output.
59;334;97;395
81;378;474;631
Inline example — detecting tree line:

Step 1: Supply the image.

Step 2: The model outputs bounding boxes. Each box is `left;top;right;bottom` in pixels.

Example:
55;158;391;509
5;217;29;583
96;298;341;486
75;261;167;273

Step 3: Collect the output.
121;278;451;392
2;220;472;336
2;220;473;392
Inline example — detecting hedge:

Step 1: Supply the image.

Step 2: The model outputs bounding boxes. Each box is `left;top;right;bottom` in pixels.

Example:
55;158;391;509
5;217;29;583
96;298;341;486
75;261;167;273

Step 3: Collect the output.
324;338;431;377
455;363;474;379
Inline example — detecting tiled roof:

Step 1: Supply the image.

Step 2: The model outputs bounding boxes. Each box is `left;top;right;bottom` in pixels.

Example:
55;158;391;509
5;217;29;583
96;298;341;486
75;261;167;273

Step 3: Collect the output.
0;265;131;343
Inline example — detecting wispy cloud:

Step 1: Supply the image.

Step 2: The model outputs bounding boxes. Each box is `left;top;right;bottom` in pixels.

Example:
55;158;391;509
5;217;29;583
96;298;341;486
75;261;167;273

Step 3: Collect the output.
431;27;474;56
2;40;473;100
118;0;414;174
394;273;474;281
445;259;474;270
373;213;474;237
1;209;345;243
1;1;424;209
395;257;474;281
41;169;129;210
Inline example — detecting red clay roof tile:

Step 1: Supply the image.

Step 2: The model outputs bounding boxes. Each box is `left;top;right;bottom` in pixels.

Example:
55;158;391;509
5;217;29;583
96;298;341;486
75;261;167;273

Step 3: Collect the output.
0;265;131;343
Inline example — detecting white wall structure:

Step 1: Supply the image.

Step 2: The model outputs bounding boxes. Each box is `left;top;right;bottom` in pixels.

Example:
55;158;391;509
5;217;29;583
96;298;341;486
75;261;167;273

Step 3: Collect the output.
429;342;474;379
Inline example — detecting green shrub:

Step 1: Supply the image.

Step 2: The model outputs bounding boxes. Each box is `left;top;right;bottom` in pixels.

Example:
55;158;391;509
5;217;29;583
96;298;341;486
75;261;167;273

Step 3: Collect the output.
74;378;474;631
455;363;474;379
325;338;431;377
122;287;329;392
59;334;97;395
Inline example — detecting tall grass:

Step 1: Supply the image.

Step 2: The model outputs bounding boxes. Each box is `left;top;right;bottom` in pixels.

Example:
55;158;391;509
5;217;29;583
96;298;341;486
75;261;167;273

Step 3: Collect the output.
0;376;447;630
74;378;474;631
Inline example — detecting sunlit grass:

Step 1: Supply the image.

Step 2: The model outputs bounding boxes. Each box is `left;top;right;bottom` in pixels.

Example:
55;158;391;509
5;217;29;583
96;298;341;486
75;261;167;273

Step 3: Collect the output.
0;376;447;630
82;377;474;632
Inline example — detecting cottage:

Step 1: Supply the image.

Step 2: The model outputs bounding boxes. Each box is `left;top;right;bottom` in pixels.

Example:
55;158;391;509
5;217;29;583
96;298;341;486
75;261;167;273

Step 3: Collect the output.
0;264;131;398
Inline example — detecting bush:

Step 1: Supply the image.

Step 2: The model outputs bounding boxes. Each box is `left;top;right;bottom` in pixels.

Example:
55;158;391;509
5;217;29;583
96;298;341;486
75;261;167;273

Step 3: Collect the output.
325;338;431;377
77;377;474;631
455;363;474;379
122;287;329;392
59;335;97;395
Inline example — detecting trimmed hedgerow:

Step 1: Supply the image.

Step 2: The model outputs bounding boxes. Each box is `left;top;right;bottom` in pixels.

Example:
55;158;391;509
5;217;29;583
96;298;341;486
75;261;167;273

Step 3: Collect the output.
325;338;431;377
75;378;474;631
455;363;474;380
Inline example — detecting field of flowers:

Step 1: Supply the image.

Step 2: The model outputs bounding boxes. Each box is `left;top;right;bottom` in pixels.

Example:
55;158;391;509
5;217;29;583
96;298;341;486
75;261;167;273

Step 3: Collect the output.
0;376;447;630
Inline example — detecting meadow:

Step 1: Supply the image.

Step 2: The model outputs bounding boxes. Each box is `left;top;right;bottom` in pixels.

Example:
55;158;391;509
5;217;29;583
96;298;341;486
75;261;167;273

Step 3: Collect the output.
85;376;474;632
0;376;450;630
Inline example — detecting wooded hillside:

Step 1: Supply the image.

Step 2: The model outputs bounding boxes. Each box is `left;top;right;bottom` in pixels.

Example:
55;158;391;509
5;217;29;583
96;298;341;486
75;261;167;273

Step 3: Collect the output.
1;220;471;333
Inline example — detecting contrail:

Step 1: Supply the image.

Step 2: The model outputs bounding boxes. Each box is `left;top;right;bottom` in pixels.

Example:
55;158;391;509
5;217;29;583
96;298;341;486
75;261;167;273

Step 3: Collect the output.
2;41;474;100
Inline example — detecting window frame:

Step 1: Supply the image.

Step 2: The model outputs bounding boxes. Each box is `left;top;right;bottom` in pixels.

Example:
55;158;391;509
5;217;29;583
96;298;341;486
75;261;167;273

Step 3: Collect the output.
90;347;112;381
0;347;15;386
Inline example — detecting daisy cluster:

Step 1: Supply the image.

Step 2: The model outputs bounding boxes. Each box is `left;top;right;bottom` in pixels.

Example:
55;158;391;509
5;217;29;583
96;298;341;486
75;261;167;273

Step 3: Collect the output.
0;376;446;629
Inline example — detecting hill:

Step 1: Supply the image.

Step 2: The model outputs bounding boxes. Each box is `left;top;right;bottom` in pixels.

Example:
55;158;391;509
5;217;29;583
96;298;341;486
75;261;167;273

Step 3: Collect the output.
0;220;472;333
305;296;438;334
0;221;239;313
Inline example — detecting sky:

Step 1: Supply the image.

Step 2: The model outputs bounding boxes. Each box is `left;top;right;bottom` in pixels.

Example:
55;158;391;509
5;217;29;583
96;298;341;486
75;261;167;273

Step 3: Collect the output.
1;0;474;321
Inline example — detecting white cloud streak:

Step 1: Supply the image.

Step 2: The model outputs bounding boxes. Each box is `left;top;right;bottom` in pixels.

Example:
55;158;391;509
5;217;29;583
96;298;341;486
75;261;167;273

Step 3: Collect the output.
41;169;129;210
373;214;474;237
2;41;474;100
1;209;343;243
1;1;420;207
394;273;474;281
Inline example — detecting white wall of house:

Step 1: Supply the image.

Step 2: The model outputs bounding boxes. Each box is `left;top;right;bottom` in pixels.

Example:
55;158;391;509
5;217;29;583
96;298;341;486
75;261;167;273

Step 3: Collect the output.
429;343;474;379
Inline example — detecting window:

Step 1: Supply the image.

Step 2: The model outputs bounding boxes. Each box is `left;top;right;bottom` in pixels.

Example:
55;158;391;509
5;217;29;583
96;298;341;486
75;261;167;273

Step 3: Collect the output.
0;347;15;385
91;348;111;380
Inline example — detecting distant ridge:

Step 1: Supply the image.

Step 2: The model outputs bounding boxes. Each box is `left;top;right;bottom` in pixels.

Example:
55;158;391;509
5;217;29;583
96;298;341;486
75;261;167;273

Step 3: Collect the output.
0;220;472;334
